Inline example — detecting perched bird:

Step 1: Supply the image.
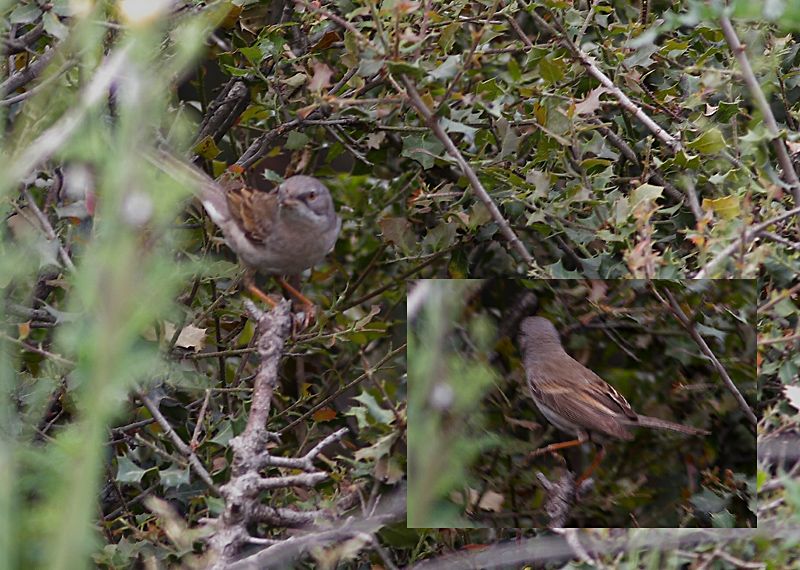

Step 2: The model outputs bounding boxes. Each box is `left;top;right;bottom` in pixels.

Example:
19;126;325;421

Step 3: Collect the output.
199;170;341;319
518;316;708;481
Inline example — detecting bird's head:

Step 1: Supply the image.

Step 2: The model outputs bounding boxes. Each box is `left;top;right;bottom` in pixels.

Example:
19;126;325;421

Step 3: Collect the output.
278;175;335;226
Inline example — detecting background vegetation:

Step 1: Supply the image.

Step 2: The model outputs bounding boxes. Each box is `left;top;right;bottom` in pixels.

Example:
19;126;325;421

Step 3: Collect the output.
0;0;797;567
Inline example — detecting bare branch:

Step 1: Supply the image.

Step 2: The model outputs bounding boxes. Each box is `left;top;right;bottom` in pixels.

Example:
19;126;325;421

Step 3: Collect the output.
535;471;594;528
758;332;800;346
225;490;406;570
21;188;75;272
658;288;756;427
138;391;220;493
0;45;57;96
402;77;535;265
408;527;774;570
719;15;800;205
527;10;682;154
208;300;350;567
3;22;45;54
249;505;327;527
693;205;800;278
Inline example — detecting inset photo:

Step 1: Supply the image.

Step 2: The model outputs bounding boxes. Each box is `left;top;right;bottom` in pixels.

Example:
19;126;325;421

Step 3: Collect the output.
408;279;756;528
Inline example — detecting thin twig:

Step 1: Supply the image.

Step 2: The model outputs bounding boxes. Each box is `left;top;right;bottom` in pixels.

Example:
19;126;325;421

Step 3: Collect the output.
693;205;800;278
658;288;757;426
758;332;800;346
190;389;212;451
21;188;76;271
528;9;682;153
0;58;74;106
295;0;379;52
759;282;800;312
138;390;220;493
760;231;800;251
0;331;75;365
435;0;501;114
278;344;406;434
402;78;534;265
719;15;800;205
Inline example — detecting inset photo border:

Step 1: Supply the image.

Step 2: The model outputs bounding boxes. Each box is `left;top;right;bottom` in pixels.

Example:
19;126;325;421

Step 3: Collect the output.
408;279;756;528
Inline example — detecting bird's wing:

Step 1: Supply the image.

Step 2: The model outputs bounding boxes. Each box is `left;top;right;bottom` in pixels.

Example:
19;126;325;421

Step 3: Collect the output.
225;181;276;245
529;356;636;440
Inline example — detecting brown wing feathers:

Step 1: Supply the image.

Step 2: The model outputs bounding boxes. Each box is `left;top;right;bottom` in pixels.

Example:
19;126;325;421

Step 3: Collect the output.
225;181;275;245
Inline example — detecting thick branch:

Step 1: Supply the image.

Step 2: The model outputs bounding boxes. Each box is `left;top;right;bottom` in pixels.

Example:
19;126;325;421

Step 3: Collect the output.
225;490;406;570
249;505;327;527
0;45;56;96
209;301;349;567
3;22;45;54
194;79;250;148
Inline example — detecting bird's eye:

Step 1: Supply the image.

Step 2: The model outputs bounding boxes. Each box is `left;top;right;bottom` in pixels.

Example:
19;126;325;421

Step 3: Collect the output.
307;191;317;200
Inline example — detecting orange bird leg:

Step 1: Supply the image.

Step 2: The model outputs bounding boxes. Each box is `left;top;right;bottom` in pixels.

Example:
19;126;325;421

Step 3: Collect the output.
243;272;277;308
276;277;314;307
527;436;587;459
577;445;606;484
276;277;316;325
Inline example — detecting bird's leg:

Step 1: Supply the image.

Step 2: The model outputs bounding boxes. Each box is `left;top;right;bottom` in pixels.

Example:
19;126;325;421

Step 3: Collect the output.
243;271;278;308
577;445;606;485
527;434;588;459
276;276;316;326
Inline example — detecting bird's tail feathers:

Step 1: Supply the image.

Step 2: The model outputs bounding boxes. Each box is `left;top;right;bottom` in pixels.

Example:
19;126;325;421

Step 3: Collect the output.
622;415;709;436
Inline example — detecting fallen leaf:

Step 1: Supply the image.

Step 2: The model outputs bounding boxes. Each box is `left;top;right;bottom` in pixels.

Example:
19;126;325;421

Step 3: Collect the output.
785;385;800;412
308;62;333;91
574;86;609;116
175;324;207;352
477;490;505;512
312;408;337;422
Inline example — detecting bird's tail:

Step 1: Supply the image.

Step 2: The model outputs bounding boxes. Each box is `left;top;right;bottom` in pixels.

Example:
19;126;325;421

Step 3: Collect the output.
148;149;230;224
622;415;709;436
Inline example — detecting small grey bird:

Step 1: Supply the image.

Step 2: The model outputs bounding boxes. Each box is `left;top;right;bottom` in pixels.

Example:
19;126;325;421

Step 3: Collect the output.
199;170;340;317
518;316;708;478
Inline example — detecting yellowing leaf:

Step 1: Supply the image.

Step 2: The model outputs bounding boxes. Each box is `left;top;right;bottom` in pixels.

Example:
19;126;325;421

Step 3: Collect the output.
702;196;740;220
18;321;31;340
193;136;220;160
